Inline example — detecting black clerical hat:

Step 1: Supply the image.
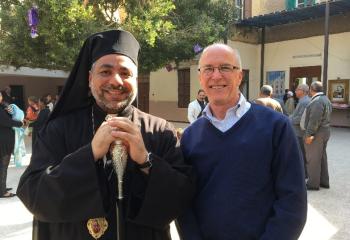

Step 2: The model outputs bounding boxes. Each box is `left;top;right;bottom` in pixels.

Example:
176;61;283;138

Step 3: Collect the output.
91;30;139;66
49;29;140;121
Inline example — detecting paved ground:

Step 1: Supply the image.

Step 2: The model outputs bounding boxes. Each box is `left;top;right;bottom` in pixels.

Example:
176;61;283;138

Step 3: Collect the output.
1;126;349;240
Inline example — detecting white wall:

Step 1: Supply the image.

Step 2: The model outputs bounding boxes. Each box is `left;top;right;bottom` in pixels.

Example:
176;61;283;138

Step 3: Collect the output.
327;32;350;80
149;67;178;102
189;65;201;101
228;40;261;100
264;36;323;83
0;65;68;78
264;32;350;87
149;31;350;121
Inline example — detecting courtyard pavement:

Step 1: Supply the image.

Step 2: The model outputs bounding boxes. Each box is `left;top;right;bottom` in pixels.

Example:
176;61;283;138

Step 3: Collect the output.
0;126;349;240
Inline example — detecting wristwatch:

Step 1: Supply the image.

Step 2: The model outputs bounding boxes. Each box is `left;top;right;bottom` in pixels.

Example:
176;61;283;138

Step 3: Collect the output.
137;152;153;169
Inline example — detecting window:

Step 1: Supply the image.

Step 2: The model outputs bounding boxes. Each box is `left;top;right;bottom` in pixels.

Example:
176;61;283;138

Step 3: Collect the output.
235;0;244;20
296;0;304;7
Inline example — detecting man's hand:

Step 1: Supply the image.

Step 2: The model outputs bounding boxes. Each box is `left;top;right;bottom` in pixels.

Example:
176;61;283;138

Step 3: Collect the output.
107;117;148;165
91;121;117;161
305;136;314;145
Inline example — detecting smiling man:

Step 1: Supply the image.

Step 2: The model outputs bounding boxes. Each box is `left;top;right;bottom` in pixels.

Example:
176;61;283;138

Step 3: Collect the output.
17;30;195;240
178;43;307;240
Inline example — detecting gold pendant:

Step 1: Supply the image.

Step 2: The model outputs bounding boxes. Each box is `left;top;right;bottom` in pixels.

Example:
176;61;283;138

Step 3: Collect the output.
87;217;108;239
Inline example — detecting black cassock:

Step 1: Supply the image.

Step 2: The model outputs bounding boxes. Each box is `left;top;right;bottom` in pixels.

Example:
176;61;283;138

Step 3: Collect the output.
17;105;195;240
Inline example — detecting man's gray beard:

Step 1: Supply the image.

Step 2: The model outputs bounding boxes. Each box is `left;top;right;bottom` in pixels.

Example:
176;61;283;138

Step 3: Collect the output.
91;86;137;113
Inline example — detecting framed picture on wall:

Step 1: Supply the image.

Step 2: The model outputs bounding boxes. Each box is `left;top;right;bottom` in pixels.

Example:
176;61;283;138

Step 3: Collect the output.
328;79;349;104
266;71;285;100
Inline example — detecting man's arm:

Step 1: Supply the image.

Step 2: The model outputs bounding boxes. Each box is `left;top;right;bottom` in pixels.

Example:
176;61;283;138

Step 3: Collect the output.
187;102;196;123
125;120;196;229
177;209;203;240
260;119;307;240
305;101;324;137
0;109;23;128
289;102;305;125
187;102;197;123
17;117;106;222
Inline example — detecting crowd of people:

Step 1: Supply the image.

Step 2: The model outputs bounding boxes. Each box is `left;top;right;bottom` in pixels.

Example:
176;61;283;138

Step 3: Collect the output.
251;81;332;191
0;29;334;239
0;87;58;198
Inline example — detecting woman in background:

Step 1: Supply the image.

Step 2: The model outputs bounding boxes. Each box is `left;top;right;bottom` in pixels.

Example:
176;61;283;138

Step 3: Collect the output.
6;103;26;167
28;97;50;149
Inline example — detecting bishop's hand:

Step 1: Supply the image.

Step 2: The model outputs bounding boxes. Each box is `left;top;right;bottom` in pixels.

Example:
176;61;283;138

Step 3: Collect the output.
106;117;148;165
91;121;117;161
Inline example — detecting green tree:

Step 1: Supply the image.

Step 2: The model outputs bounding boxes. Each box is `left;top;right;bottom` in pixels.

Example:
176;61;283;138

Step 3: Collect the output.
0;0;238;73
0;0;176;72
208;0;240;43
0;0;103;70
132;0;239;73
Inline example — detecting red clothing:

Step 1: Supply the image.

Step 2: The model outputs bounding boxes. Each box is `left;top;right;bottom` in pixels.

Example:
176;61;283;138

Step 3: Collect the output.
26;105;39;121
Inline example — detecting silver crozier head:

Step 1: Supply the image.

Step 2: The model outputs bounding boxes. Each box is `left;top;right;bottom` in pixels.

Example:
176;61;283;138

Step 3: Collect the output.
106;114;128;199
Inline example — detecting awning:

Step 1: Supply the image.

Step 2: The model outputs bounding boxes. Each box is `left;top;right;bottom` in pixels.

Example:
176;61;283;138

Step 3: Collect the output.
237;0;350;28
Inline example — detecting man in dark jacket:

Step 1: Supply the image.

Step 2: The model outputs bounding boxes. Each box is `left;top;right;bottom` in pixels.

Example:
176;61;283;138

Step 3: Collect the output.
17;30;195;240
304;81;332;190
0;91;22;198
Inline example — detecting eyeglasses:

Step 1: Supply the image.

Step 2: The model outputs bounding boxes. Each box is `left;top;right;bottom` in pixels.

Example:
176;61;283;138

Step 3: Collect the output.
198;65;240;75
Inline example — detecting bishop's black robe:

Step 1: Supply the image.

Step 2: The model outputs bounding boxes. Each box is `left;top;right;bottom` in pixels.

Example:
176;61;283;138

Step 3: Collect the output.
17;105;195;240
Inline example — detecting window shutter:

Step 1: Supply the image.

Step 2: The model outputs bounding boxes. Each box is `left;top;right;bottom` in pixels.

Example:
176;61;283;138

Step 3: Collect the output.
177;69;190;108
286;0;295;10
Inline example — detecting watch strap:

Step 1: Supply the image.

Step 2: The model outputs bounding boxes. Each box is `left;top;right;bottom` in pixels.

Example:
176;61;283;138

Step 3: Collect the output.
137;152;153;169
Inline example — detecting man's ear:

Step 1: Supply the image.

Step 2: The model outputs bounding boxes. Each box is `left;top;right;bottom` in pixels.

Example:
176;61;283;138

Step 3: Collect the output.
88;71;92;87
238;70;243;85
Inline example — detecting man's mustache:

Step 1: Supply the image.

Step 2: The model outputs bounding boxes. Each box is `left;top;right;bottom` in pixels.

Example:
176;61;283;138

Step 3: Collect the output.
103;85;129;93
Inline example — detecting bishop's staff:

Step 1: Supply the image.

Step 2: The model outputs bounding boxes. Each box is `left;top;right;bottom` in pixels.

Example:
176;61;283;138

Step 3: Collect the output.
106;114;128;240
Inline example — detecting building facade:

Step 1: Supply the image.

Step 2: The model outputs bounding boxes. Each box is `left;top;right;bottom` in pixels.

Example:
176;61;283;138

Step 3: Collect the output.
148;0;350;126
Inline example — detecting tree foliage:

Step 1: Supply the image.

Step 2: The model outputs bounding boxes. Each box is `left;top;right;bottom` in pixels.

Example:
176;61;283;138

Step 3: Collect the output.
0;0;103;70
0;0;238;73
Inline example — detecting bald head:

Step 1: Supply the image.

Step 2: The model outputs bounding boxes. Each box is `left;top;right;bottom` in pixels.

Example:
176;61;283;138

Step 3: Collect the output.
260;85;273;97
199;43;242;70
310;81;323;93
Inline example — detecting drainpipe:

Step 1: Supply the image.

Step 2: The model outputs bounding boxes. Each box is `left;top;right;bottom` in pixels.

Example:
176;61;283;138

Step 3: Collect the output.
323;1;329;91
260;26;265;87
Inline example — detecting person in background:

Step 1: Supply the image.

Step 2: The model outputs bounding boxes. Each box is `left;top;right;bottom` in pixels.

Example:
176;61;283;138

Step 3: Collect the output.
176;128;184;141
0;86;15;104
289;84;311;179
254;85;284;113
24;96;39;137
53;94;60;106
6;103;26;167
44;93;54;111
303;81;332;190
285;90;296;115
0;91;23;198
187;89;207;124
17;29;195;240
28;97;50;149
25;96;39;122
283;88;289;103
178;43;307;239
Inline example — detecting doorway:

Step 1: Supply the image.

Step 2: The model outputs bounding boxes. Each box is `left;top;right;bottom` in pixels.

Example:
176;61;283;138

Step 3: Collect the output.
289;66;321;90
240;69;249;100
137;74;150;113
10;85;25;110
177;69;190;108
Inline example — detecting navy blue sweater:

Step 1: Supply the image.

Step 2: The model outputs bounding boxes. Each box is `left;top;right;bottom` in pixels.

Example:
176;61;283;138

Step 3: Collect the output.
179;104;307;240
